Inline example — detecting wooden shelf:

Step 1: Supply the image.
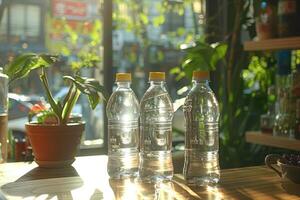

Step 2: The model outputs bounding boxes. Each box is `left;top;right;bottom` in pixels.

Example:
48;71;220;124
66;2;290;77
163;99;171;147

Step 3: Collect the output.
245;131;300;151
243;37;300;51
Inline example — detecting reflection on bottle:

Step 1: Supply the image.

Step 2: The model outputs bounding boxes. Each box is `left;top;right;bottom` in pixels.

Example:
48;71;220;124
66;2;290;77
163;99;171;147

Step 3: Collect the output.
273;50;294;138
109;178;138;200
189;184;224;200
109;178;176;200
155;181;175;200
137;180;175;200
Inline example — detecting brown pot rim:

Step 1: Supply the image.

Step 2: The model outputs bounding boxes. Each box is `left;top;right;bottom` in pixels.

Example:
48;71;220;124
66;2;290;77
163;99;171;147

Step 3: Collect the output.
25;122;85;134
25;122;85;127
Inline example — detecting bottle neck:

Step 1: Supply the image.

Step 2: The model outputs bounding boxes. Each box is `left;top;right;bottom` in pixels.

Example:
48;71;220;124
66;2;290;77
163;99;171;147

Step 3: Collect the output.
150;80;165;87
116;81;131;88
192;79;209;86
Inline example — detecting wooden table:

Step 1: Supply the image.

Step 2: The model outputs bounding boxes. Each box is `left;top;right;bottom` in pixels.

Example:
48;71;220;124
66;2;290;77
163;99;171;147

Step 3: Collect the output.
0;155;299;200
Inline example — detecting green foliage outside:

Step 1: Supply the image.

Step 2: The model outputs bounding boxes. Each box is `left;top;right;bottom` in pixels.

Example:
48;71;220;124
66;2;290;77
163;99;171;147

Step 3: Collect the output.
46;17;102;72
170;0;297;168
170;38;228;80
113;0;205;69
113;0;286;168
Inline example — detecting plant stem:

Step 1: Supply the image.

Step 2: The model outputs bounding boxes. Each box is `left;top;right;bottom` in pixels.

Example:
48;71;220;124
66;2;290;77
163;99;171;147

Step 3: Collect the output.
40;68;62;123
227;0;242;95
226;0;243;139
61;83;80;124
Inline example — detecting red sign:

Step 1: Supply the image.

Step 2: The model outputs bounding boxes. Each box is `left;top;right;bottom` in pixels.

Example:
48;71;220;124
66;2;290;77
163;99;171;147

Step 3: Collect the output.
52;0;88;20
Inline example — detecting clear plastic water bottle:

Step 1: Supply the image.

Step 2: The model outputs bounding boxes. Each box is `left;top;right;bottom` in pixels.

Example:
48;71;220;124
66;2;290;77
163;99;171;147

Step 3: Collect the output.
183;71;220;185
106;73;139;178
0;67;8;163
139;72;174;182
273;51;294;137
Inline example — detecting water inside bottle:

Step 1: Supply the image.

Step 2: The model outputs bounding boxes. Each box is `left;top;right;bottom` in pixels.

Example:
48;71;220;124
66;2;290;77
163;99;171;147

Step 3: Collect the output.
183;76;220;185
140;86;174;182
107;120;139;178
107;79;140;179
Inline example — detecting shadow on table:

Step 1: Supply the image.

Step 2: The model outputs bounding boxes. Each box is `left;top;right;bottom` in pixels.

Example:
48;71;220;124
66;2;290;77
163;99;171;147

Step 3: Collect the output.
282;180;300;196
15;166;80;182
173;167;300;200
0;166;83;199
108;177;200;200
172;176;227;200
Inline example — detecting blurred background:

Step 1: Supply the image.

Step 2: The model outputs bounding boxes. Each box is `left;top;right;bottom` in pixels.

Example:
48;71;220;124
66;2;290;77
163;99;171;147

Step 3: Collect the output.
1;0;300;169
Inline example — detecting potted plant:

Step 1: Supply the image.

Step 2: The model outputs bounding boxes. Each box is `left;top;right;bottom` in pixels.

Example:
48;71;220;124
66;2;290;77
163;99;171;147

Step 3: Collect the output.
6;53;107;168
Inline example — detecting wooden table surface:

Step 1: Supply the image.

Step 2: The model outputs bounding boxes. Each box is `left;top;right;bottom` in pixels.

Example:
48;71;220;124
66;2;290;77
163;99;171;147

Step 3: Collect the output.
0;155;299;200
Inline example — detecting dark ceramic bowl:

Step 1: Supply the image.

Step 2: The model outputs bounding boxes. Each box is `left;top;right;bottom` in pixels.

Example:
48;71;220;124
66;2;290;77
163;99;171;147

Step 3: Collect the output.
265;154;300;184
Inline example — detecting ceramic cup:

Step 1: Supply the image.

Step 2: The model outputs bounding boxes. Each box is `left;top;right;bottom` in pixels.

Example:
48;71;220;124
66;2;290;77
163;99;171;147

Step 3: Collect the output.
265;154;300;184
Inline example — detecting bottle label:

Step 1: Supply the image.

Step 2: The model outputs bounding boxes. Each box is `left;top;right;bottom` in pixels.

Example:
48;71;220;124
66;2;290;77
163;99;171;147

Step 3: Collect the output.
141;122;172;151
188;121;218;147
108;122;139;152
184;99;219;150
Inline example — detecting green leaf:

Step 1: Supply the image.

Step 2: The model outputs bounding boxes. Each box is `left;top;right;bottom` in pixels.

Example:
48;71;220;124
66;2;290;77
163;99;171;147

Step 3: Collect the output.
170;67;181;74
157;51;164;61
215;43;228;59
210;43;228;69
176;27;185;36
40;54;59;64
178;7;184;16
153;15;165;27
5;53;36;77
139;13;149;25
182;58;192;68
184;41;211;52
71;52;101;71
5;53;58;84
176;71;186;81
63;76;108;110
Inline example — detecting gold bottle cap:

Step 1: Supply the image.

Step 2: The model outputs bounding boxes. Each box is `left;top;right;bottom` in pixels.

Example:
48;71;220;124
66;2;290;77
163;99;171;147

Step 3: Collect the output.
192;71;209;80
116;73;131;82
149;72;165;81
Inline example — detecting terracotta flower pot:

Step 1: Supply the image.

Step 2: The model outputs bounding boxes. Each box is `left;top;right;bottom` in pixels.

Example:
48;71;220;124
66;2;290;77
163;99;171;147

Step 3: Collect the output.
25;122;85;168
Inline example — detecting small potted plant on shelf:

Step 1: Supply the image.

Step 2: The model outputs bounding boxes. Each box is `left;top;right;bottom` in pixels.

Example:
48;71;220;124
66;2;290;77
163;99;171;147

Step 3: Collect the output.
6;53;107;168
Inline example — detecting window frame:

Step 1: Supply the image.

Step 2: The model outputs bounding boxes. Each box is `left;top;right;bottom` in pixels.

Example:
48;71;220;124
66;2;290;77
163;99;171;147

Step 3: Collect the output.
1;0;45;44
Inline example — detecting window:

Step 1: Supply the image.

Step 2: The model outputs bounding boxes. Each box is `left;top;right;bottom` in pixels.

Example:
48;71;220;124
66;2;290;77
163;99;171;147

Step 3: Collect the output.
9;4;41;42
1;0;206;160
163;9;185;33
113;0;206;143
1;1;105;158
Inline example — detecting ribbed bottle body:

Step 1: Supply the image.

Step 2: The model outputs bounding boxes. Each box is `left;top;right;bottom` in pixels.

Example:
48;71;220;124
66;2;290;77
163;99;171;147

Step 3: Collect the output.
183;80;220;185
107;82;139;178
139;81;174;182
